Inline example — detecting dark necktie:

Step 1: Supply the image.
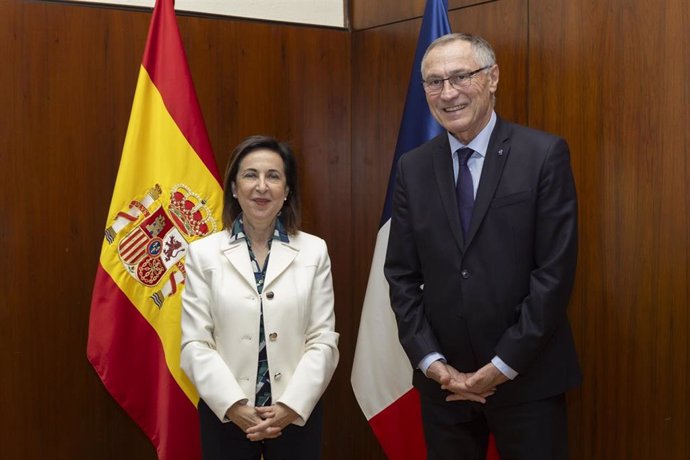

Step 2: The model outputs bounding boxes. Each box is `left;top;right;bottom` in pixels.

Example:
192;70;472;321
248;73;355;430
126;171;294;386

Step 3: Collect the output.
455;147;475;237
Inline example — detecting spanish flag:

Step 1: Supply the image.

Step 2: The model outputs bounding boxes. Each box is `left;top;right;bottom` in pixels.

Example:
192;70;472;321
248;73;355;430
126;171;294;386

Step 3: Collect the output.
87;1;222;458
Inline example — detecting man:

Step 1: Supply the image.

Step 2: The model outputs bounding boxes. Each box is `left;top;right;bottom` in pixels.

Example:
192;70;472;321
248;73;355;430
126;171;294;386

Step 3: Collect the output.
384;33;581;460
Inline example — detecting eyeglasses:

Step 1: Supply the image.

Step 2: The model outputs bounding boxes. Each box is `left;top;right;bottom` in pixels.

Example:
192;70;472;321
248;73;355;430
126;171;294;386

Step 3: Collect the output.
422;65;492;94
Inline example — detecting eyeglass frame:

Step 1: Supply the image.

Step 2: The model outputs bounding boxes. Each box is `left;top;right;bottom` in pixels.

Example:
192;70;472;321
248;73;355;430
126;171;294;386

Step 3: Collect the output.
421;65;493;94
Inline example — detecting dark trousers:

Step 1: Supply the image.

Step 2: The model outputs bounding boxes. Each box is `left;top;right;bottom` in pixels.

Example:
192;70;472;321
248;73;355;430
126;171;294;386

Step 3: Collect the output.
420;394;569;460
198;399;323;460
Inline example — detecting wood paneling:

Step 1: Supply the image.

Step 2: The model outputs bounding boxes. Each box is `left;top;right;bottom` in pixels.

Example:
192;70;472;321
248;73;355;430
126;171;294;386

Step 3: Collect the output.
529;0;690;458
351;0;484;31
3;0;690;458
0;3;155;459
0;1;351;459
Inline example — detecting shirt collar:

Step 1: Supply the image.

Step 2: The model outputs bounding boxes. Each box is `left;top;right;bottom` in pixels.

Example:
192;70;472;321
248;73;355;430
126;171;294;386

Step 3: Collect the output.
229;213;290;244
447;111;497;158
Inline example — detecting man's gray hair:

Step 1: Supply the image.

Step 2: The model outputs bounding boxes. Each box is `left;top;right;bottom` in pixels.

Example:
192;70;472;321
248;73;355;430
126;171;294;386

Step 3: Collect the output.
421;33;497;75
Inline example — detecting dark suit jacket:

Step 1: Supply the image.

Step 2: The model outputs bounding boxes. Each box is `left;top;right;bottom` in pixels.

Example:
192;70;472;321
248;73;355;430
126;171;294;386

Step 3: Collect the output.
384;116;581;408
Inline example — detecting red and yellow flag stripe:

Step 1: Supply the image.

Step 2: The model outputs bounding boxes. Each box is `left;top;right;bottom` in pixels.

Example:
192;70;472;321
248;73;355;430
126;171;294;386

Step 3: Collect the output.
87;1;222;458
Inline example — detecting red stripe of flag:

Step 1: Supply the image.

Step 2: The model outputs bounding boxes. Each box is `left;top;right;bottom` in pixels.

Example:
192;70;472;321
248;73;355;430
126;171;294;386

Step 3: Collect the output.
368;389;426;459
87;266;201;460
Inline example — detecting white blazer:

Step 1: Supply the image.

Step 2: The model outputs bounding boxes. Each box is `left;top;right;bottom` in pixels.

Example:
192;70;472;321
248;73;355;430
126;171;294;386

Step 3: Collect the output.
180;229;339;426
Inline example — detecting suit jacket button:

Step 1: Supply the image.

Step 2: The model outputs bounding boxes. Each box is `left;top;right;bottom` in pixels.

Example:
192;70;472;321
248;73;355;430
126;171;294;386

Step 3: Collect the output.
269;332;278;341
461;269;470;279
274;372;282;381
266;291;275;299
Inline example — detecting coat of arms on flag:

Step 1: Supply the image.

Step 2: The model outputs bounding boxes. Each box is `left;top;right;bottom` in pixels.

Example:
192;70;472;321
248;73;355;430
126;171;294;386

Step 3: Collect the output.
107;183;217;307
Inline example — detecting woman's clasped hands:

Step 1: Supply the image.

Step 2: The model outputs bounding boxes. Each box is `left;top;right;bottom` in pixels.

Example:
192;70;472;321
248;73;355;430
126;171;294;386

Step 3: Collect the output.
226;401;299;441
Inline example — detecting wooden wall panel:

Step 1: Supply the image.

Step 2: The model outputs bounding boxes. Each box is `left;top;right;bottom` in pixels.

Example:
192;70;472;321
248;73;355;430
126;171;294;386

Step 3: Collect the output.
0;1;351;459
0;3;155;459
351;0;484;31
529;0;690;458
4;0;690;458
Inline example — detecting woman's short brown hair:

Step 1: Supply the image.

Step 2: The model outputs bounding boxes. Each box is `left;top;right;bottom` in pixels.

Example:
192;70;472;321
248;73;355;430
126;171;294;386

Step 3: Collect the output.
222;135;301;235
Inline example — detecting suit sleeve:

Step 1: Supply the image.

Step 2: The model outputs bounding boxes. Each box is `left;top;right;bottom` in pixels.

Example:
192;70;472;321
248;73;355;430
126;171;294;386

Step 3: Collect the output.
384;157;443;367
180;243;247;422
276;239;339;424
495;138;578;373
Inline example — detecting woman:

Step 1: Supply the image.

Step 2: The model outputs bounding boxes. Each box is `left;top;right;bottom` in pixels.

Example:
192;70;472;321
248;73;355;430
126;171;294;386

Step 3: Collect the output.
181;135;339;459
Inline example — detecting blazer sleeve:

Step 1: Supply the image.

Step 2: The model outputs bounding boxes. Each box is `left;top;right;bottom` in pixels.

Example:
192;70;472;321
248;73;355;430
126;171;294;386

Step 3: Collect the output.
275;238;339;424
384;157;443;367
180;242;246;422
495;137;578;373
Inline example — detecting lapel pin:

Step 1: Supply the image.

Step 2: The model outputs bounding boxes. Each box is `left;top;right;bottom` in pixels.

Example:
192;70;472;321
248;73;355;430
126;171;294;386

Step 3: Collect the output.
498;149;504;156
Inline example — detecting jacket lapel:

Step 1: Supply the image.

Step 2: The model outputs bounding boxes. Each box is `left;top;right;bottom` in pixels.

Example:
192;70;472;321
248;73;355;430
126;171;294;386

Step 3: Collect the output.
221;238;257;292
465;117;511;247
264;239;298;291
431;135;466;252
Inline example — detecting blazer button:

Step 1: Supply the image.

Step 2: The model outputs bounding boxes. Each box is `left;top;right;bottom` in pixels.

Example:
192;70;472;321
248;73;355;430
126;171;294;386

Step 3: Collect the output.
274;372;282;381
269;332;278;341
266;291;275;299
461;269;470;279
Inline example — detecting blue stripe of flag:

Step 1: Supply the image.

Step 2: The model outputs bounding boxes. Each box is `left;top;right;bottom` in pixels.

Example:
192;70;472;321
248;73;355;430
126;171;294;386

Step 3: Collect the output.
380;0;452;227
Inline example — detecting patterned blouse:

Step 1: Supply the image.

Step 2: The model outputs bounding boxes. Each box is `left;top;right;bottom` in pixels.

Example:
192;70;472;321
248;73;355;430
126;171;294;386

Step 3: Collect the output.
229;214;289;406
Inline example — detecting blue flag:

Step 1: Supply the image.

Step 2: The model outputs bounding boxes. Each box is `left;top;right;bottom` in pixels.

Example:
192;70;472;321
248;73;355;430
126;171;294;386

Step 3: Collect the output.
381;0;451;226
